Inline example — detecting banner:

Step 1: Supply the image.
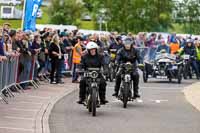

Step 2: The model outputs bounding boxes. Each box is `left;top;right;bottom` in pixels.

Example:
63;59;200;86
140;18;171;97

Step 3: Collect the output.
23;0;43;31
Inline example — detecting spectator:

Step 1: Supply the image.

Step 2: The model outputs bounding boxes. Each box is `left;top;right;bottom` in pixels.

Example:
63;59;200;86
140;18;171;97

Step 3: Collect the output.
18;32;33;90
72;36;83;83
156;39;170;53
30;33;42;81
147;33;157;61
49;34;65;84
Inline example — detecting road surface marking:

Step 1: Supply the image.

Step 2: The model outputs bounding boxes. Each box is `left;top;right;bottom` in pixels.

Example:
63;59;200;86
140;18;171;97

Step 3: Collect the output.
24;95;50;99
136;99;143;103
10;108;38;112
0;127;34;132
4;116;34;121
17;101;43;105
150;99;169;103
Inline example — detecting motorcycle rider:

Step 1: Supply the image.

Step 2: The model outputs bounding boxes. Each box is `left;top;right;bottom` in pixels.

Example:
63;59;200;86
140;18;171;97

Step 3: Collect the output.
77;42;109;104
112;37;143;98
180;39;199;79
156;39;170;53
109;36;124;51
194;40;200;77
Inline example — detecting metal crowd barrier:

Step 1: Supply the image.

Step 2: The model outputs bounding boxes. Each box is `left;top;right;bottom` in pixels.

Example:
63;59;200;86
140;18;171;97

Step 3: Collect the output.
0;55;40;104
17;55;39;89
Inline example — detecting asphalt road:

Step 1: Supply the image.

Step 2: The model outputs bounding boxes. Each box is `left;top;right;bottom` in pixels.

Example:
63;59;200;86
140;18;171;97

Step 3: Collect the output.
49;78;200;133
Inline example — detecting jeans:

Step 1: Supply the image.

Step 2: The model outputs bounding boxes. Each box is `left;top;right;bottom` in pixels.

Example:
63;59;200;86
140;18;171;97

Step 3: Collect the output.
191;60;200;78
72;63;79;81
50;59;62;82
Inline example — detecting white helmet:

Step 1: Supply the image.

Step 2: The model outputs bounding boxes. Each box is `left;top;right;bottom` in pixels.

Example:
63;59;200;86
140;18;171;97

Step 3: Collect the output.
86;42;99;50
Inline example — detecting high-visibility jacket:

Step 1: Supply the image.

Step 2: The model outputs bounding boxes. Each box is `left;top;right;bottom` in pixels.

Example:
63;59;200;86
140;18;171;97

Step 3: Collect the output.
170;42;180;54
196;47;200;61
72;43;82;64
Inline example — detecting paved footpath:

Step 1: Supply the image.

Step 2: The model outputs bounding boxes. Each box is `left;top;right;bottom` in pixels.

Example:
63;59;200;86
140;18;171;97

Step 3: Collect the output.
0;78;77;133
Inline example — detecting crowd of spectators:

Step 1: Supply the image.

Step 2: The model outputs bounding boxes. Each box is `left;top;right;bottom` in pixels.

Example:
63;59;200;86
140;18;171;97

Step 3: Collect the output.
1;23;200;93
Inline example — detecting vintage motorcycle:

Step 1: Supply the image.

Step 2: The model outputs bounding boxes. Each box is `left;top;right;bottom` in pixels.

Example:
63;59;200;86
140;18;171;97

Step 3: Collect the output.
143;52;183;83
83;68;102;116
118;62;135;108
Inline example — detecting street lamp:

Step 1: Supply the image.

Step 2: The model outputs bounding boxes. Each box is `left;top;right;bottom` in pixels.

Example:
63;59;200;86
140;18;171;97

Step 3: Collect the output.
98;8;106;31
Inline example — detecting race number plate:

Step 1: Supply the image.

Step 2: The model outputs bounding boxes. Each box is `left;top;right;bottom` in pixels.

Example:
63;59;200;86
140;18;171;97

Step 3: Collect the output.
172;66;178;69
156;76;168;79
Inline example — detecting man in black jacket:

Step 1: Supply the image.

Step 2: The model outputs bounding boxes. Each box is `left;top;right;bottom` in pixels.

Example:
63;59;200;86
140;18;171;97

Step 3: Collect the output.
77;42;108;105
48;34;65;84
112;37;142;98
180;39;199;79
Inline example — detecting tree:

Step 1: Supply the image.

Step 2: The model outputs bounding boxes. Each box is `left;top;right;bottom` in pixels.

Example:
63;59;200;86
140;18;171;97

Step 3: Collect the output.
175;0;200;34
83;0;174;33
48;0;84;25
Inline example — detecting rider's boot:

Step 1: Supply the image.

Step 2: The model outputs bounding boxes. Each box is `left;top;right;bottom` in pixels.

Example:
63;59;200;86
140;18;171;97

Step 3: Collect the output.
112;76;121;97
77;98;85;104
112;86;119;97
99;92;109;105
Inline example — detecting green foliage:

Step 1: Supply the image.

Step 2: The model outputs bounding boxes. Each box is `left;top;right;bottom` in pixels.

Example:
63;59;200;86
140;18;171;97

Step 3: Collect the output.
48;0;84;25
174;0;200;34
83;0;174;33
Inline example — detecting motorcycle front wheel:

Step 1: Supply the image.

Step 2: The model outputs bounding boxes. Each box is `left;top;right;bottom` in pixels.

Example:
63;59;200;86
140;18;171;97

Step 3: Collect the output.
123;83;129;108
92;88;97;116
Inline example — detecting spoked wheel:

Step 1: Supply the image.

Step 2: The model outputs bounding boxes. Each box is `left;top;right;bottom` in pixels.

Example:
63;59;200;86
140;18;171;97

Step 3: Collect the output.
92;88;97;116
123;83;129;108
183;65;188;79
177;67;183;84
86;94;92;113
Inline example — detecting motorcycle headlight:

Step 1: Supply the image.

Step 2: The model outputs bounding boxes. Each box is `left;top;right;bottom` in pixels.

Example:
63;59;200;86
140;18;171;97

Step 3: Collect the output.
90;71;99;79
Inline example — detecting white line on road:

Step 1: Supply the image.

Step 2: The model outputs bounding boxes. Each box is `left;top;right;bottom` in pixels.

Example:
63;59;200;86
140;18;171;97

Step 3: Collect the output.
23;95;50;99
0;127;34;132
107;86;183;90
10;108;38;112
136;99;143;103
110;99;169;104
4;116;34;121
150;99;169;103
17;101;43;105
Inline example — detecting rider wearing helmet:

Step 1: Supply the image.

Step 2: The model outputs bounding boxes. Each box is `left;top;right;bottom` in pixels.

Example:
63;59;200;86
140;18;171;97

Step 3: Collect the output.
77;42;109;104
109;36;124;51
180;39;199;79
112;37;142;98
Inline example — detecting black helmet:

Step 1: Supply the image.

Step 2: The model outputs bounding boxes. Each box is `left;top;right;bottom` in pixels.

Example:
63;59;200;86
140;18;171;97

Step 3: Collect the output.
116;36;122;42
123;37;134;45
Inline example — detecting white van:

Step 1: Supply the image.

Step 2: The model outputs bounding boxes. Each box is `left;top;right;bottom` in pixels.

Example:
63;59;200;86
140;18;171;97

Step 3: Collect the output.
0;6;22;19
0;0;22;6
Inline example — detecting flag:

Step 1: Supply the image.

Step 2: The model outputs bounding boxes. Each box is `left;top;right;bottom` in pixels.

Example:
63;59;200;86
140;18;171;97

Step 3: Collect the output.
23;0;43;31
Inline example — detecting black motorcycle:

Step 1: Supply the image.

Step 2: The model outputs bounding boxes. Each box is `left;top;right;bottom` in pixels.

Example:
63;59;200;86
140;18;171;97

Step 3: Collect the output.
83;68;101;116
118;62;135;108
182;54;193;79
